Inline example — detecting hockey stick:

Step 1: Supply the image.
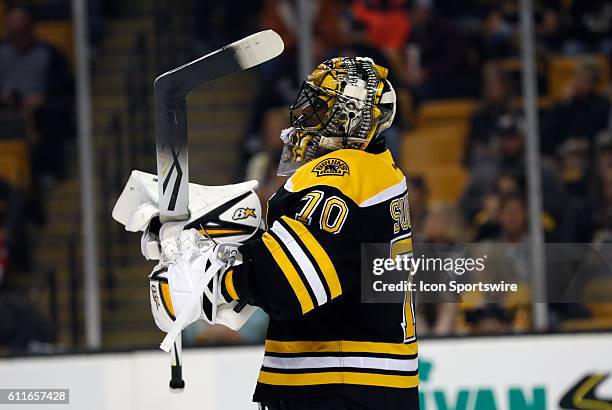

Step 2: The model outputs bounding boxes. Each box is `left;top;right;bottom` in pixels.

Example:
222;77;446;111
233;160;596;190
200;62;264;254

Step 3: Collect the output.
154;30;284;392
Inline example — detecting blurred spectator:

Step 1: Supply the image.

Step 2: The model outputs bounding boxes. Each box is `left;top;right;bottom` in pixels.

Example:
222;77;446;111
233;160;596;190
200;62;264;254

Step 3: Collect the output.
350;0;411;52
0;179;29;281
241;0;346;172
245;109;287;183
565;133;612;243
87;0;105;50
594;131;612;177
193;1;263;52
462;304;516;334
462;288;535;334
422;202;466;245
0;6;74;181
457;194;534;335
433;0;489;22
541;62;610;155
405;0;477;102
464;65;517;166
496;192;528;243
1;8;46;113
472;172;523;241
460;115;567;239
536;8;563;55
561;0;612;55
0;231;7;286
241;52;299;173
556;138;591;198
482;8;516;59
244;108;289;207
0;292;52;354
261;0;345;58
406;176;429;242
414;203;464;337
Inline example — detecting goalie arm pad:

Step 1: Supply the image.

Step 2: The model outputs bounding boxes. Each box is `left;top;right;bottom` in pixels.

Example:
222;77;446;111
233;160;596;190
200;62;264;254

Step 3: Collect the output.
224;190;361;320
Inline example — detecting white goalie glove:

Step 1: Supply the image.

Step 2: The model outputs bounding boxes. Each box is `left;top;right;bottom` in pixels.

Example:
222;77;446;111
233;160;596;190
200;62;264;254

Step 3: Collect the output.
148;227;212;334
149;226;256;351
112;171;261;342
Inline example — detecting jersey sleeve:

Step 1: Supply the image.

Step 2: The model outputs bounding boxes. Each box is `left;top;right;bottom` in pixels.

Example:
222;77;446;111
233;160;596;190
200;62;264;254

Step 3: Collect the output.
226;186;361;320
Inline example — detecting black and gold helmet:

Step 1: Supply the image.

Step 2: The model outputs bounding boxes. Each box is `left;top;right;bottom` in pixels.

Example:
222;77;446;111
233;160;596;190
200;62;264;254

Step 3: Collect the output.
278;57;396;176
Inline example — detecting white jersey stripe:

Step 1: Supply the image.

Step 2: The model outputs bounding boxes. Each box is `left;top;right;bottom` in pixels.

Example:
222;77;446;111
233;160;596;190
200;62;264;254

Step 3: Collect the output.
359;177;407;207
263;355;418;372
271;221;328;306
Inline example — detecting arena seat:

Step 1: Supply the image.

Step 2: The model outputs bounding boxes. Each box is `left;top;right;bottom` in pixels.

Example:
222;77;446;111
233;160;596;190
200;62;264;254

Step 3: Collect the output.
583;277;612;318
0;139;31;191
490;58;522;72
34;21;74;61
483;59;552;109
488;57;547;77
405;165;468;203
401;126;468;174
416;99;477;129
560;277;612;331
549;54;609;101
560;318;612;331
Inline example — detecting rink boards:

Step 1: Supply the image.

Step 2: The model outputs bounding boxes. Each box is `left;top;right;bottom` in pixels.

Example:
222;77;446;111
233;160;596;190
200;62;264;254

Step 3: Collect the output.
0;333;611;410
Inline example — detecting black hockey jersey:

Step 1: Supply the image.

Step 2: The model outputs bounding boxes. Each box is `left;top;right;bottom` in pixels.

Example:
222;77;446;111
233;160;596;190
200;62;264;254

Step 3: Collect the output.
226;148;419;409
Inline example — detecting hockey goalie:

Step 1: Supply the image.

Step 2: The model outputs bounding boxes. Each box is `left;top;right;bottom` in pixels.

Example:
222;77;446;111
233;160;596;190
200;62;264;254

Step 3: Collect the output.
114;57;418;410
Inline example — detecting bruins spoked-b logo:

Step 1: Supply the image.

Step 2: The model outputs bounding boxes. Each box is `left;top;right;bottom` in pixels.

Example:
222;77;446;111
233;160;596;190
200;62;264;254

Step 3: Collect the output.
312;158;350;177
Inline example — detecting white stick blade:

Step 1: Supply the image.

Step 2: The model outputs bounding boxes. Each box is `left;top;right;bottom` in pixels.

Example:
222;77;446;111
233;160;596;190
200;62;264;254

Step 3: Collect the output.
231;29;285;70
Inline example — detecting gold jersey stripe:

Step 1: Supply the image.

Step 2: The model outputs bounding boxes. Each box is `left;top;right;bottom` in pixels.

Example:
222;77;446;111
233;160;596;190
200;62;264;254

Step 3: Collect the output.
258;370;418;389
262;233;314;314
280;216;342;299
265;340;418;356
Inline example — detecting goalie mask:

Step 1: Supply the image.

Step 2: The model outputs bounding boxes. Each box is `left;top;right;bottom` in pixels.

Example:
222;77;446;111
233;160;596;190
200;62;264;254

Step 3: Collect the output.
278;56;396;176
